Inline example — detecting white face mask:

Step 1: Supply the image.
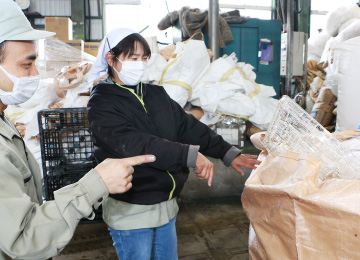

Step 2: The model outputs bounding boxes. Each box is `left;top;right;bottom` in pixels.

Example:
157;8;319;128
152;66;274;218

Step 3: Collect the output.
0;65;40;105
113;58;146;86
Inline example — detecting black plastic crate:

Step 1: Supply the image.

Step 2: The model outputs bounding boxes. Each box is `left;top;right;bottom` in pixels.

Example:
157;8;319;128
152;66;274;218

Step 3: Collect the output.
38;108;96;201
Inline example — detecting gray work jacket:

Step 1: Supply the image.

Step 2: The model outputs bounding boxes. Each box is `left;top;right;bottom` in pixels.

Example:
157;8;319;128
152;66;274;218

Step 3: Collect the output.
0;115;108;260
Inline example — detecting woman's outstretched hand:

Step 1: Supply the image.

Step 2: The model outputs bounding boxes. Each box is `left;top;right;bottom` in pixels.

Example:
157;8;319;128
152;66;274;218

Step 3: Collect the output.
230;154;261;176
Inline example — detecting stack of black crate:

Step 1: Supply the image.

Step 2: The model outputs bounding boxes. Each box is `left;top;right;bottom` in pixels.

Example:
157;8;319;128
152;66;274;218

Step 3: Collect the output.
38;107;102;222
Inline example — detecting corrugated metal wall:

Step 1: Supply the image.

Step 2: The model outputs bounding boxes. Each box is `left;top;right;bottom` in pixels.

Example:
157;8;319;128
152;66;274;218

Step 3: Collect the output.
29;0;72;16
85;0;103;41
88;0;102;16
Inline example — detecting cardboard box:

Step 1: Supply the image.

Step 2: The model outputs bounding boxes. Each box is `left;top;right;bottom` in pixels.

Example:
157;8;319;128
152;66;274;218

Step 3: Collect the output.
84;42;101;57
45;17;73;41
310;88;337;127
64;40;84;52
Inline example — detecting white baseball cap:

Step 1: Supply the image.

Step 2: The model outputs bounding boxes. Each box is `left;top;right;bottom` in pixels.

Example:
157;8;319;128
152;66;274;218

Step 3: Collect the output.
0;0;55;44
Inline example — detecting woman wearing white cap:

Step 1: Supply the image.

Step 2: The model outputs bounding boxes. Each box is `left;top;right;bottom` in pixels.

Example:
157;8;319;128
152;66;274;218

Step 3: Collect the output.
87;28;260;260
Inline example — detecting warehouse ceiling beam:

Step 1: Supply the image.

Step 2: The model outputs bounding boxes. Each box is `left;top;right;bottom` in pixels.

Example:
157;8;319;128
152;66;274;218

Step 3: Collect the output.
310;10;327;15
219;4;271;11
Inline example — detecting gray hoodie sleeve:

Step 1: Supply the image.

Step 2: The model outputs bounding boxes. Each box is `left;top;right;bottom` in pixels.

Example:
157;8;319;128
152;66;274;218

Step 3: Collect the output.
223;146;242;167
187;145;200;168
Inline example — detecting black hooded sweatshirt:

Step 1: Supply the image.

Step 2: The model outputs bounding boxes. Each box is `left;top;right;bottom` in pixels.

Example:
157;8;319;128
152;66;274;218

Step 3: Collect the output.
87;82;237;205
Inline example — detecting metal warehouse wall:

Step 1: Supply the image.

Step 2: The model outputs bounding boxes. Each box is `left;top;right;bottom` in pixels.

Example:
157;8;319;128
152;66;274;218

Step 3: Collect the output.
29;0;72;16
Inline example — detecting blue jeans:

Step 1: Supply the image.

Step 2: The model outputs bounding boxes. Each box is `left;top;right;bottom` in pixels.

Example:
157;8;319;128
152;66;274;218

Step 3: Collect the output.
108;217;178;260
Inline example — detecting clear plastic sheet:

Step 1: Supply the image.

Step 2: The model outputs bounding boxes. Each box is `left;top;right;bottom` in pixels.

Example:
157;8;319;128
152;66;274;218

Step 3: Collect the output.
263;95;360;180
36;37;96;79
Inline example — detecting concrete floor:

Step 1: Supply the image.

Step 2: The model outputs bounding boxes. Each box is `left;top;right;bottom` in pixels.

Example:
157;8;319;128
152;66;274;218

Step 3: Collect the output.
53;196;250;260
176;196;250;260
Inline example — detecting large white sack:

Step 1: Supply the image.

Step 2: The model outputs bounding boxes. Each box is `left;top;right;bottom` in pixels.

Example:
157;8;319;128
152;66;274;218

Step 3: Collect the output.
333;37;360;129
336;19;360;43
190;53;239;101
193;82;241;112
163;85;188;107
338;18;360;33
320;37;338;63
248;84;278;130
199;111;222;126
190;54;255;109
319;19;360;65
190;52;278;129
62;74;91;108
307;54;321;62
237;62;256;81
174;41;185;55
161;39;210;107
189;54;239;108
211;55;277;130
191;53;248;86
325;59;339;98
142;54;168;83
308;31;332;59
325;3;360;36
309;76;321;94
14;107;42;144
234;64;277;115
216;92;255;116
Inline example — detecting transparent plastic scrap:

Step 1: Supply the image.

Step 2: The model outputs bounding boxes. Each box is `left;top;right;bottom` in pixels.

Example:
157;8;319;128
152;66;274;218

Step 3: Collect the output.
36;37;96;79
263;95;360;180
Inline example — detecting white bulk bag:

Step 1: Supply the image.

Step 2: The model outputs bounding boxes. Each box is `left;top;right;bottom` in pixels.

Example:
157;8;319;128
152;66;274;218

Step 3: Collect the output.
190;54;257;116
337;19;360;43
216;92;255;116
160;39;210;108
325;3;360;36
320;37;338;63
333;37;360;129
308;32;332;61
142;54;168;83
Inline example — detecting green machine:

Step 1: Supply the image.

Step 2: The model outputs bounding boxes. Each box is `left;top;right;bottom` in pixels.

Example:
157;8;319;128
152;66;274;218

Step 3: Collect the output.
205;18;282;98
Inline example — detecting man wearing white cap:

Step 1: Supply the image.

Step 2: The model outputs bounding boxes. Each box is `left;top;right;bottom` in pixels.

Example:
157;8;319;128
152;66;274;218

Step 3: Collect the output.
0;1;156;259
